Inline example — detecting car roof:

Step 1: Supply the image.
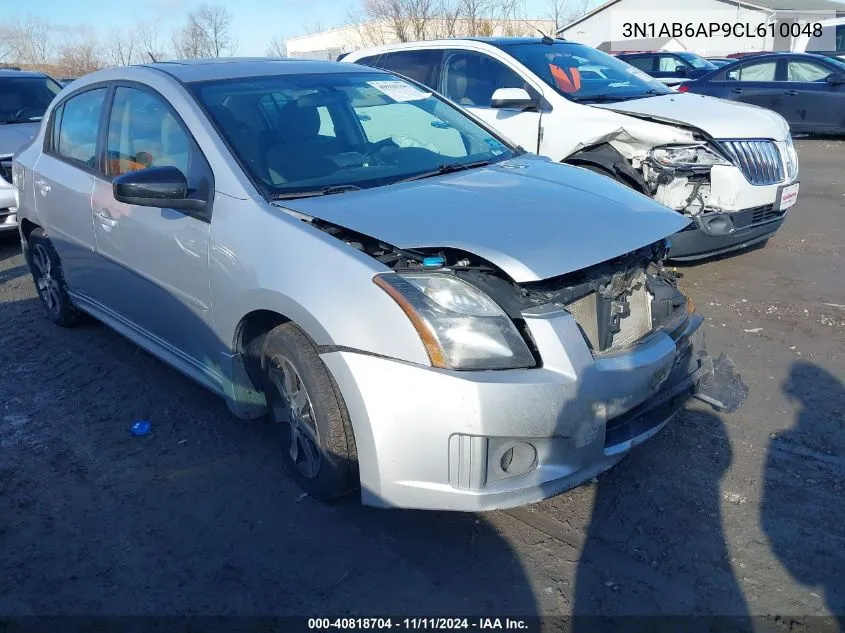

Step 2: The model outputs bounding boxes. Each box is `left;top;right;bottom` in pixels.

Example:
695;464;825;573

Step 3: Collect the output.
138;57;384;83
0;69;49;79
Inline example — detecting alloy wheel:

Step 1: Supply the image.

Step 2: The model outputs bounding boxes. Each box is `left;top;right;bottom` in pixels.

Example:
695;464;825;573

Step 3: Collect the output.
32;243;61;315
268;354;322;479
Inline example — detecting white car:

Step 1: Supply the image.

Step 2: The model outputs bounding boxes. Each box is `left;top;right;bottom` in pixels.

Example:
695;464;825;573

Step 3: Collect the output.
342;37;800;260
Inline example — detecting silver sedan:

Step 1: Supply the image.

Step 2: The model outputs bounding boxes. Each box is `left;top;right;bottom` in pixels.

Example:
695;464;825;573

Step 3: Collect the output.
14;59;744;510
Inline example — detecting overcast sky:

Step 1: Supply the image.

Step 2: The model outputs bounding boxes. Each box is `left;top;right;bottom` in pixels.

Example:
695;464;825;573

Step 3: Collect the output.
6;0;580;56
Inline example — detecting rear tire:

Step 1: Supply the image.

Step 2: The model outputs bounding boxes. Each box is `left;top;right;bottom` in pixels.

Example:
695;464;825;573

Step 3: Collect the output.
261;322;358;500
26;228;87;327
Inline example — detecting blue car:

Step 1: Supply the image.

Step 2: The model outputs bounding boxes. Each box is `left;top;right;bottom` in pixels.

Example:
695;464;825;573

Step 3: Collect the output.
681;53;845;135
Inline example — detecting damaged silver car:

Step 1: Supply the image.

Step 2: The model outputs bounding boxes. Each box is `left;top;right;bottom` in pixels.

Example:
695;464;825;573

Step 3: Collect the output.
343;37;800;260
15;59;745;510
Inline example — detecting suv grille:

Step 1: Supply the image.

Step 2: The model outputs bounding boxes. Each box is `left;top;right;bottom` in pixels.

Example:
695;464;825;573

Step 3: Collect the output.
719;140;784;186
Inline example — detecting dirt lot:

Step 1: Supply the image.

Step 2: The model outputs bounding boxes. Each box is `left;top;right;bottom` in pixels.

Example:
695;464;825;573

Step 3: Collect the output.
1;140;843;625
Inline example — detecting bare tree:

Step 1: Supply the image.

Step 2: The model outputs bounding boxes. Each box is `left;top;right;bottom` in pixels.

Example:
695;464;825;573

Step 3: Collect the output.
107;27;137;67
544;0;590;32
266;35;287;57
303;20;327;35
172;3;237;59
5;17;54;67
57;29;102;77
137;19;169;62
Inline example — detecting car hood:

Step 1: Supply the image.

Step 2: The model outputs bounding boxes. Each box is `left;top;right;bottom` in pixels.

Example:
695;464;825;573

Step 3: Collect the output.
0;122;39;157
595;93;790;140
278;156;690;283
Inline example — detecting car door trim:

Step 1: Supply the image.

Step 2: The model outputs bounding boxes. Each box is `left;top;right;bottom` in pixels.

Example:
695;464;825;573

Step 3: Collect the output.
68;289;224;395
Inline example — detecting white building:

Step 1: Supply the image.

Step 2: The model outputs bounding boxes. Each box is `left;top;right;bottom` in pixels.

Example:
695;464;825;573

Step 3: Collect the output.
286;19;557;60
558;0;845;55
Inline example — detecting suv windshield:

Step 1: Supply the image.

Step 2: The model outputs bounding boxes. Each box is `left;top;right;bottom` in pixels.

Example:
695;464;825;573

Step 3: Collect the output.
500;41;673;103
191;72;516;198
676;52;718;70
0;76;62;124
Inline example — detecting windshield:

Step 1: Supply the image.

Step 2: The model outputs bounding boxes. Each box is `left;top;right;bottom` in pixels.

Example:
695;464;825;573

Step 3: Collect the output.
191;72;515;198
501;42;672;103
676;52;718;69
0;76;62;124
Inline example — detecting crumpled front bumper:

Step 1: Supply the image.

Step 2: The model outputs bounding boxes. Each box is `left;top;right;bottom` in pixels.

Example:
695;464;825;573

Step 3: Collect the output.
322;307;744;511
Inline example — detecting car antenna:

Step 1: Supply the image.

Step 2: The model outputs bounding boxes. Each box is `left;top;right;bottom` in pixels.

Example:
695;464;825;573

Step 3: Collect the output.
523;20;556;44
147;51;157;63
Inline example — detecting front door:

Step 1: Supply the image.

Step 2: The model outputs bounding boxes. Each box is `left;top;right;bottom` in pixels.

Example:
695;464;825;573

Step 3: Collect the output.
724;58;783;110
90;85;216;366
32;87;108;294
439;50;543;154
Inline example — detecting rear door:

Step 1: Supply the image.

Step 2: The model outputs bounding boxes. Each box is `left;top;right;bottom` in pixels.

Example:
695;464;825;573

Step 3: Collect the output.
621;55;657;76
32;86;108;293
90;84;215;364
438;49;542;153
371;49;443;91
783;57;845;132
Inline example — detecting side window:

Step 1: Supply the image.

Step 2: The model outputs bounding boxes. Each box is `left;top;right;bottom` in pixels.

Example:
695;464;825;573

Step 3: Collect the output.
787;60;833;82
353;54;383;69
727;60;777;81
442;51;527;107
377;50;439;87
658;55;682;72
56;88;107;167
107;87;194;177
625;56;655;72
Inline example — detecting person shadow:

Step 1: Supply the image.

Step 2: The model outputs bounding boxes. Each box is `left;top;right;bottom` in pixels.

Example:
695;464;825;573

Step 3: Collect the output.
761;362;845;629
572;405;752;631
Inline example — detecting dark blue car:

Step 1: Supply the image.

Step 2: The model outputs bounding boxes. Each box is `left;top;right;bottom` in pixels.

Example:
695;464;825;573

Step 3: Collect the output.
681;53;845;135
616;51;719;81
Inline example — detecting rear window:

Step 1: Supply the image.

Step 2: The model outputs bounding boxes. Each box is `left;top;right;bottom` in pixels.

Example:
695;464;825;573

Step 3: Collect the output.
374;50;440;86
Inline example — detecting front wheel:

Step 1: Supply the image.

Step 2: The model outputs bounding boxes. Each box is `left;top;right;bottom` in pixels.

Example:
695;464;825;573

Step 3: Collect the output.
261;322;358;500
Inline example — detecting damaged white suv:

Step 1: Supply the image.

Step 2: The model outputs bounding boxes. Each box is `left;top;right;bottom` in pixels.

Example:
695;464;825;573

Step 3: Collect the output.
343;37;800;260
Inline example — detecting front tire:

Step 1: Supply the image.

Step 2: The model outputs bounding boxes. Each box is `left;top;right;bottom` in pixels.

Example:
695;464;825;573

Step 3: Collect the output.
26;228;86;327
261;322;358;500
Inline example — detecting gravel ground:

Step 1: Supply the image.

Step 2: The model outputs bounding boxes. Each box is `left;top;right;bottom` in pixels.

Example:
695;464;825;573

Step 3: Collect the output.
0;140;843;625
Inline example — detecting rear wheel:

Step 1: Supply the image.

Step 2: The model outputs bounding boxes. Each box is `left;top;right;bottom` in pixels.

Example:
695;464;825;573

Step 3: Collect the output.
261;322;358;500
26;228;86;327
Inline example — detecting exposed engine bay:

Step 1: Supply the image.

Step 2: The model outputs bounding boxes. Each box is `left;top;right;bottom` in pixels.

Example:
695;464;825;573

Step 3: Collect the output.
314;219;690;356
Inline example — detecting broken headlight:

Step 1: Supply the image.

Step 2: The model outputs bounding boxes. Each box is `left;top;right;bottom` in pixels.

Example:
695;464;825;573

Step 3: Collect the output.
649;144;730;170
374;273;535;370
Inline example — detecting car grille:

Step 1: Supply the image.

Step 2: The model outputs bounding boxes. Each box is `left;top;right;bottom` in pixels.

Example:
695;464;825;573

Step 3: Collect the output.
718;140;784;186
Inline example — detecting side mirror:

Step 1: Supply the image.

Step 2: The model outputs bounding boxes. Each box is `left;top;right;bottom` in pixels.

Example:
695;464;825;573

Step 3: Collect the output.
674;65;689;75
113;166;206;212
826;72;845;85
490;87;537;110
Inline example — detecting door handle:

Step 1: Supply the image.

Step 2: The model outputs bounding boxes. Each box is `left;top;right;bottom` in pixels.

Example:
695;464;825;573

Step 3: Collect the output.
785;90;799;96
35;178;51;193
94;208;117;229
730;87;743;94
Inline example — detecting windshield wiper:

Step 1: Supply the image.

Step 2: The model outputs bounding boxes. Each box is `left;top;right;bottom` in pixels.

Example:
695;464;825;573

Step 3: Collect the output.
396;159;493;184
271;184;361;200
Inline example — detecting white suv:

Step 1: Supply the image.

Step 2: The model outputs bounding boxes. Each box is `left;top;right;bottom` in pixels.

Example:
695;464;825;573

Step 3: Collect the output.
342;37;800;260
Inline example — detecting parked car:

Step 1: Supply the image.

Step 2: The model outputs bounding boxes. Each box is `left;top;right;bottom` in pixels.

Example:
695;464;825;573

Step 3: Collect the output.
705;57;734;68
14;59;741;510
343;37;800;260
0;69;63;234
680;53;845;135
616;51;720;82
792;16;845;62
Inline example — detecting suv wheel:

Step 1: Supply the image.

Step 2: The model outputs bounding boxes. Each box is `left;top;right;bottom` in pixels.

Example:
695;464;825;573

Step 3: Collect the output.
261;322;358;500
26;228;86;327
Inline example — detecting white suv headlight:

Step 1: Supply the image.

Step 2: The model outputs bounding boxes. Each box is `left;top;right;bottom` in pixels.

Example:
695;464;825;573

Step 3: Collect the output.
374;273;536;370
649;144;731;170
